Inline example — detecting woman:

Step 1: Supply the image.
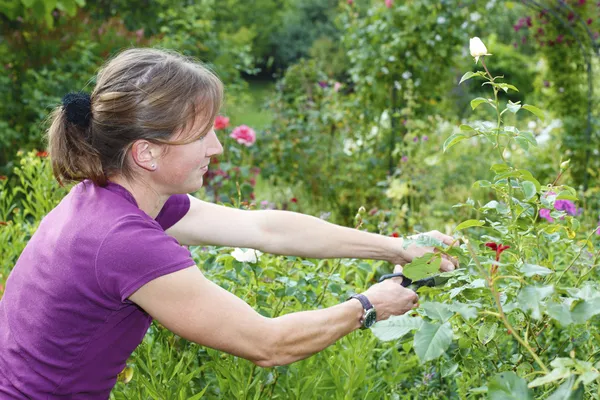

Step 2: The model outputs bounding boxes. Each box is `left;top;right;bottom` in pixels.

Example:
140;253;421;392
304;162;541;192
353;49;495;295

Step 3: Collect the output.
0;48;456;398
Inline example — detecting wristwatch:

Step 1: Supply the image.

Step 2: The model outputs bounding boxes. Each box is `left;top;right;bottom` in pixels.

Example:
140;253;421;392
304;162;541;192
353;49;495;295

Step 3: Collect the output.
348;294;377;329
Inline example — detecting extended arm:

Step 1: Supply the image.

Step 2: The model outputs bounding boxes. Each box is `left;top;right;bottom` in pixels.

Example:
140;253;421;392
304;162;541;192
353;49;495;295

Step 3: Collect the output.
167;195;404;263
129;266;417;367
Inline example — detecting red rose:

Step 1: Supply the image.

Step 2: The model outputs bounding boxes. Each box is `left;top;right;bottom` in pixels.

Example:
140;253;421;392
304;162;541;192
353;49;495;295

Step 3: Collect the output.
214;116;230;130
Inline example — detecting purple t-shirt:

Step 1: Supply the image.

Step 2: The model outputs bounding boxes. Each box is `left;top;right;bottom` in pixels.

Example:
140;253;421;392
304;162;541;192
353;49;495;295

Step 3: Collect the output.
0;180;195;398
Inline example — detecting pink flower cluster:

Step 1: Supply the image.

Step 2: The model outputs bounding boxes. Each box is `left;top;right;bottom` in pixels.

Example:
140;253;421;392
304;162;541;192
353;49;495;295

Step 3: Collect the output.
230;125;256;147
214;116;230;130
539;199;580;223
513;4;597;49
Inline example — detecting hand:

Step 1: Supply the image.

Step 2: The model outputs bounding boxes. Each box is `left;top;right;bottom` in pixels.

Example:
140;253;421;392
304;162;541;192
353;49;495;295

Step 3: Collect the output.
392;230;458;272
362;265;419;322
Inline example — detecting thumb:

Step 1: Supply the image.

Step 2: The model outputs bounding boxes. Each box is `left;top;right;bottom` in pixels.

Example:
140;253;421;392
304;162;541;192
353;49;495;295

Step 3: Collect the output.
440;259;455;272
390;265;405;284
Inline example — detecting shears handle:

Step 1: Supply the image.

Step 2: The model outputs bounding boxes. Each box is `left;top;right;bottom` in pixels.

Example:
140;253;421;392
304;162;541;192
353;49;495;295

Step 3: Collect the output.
378;273;438;289
378;272;412;287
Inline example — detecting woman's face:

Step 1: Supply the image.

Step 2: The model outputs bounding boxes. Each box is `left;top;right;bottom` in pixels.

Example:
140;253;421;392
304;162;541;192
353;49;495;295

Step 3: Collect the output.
156;115;224;194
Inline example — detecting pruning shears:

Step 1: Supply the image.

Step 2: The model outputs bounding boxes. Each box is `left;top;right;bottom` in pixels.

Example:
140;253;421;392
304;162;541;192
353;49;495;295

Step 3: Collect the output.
378;272;452;290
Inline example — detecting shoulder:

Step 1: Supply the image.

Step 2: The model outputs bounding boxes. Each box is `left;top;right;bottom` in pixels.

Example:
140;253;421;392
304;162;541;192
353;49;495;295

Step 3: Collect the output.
95;214;194;301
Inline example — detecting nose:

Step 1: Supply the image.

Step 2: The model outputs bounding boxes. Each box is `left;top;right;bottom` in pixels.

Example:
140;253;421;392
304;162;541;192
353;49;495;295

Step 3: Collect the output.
207;130;224;157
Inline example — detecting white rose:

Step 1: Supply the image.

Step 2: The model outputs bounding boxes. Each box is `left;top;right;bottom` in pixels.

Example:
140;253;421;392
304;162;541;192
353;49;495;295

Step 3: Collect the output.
469;37;491;64
231;248;263;263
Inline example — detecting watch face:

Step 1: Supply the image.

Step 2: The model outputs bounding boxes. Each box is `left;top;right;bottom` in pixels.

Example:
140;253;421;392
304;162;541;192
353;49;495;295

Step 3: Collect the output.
364;308;377;328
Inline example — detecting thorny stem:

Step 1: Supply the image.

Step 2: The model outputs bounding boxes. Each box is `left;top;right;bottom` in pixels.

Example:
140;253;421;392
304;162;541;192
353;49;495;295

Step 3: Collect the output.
466;241;549;373
481;58;506;164
481;57;494;82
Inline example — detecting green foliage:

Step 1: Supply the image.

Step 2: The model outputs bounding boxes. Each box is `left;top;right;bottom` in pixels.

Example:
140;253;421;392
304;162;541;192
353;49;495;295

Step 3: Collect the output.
511;1;600;187
270;0;339;70
0;0;85;27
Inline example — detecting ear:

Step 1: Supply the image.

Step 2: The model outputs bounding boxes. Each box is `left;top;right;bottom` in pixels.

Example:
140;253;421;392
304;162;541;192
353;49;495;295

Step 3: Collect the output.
130;140;162;171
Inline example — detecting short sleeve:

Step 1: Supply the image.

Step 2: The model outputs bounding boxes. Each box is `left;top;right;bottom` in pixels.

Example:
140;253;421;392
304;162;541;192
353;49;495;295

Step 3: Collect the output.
95;216;196;302
155;194;191;231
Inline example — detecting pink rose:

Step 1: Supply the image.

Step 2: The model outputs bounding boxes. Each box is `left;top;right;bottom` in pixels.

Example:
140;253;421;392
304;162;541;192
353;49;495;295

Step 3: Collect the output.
214;116;230;130
385;0;393;8
230;125;256;147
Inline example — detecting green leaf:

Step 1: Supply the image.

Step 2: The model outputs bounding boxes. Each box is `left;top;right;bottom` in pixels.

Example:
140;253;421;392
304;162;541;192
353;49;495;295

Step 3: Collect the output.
477;322;498;345
514;136;530;151
556;191;578;201
571;298;600;324
443;132;468;152
498;83;519;93
403;254;442;281
490;163;510;173
522;105;545;120
187;386;210;400
471;97;491;110
506;100;521;114
447;302;479;320
473;180;492;188
459;71;476;84
521;263;552;277
521;181;537;201
546;376;584;400
528;367;572;388
57;0;78;16
517;170;541;192
371;314;423;341
518;131;537;146
413;321;453;363
421;302;454;322
517;285;554;320
488;372;533;400
455;219;485;231
460;124;476;131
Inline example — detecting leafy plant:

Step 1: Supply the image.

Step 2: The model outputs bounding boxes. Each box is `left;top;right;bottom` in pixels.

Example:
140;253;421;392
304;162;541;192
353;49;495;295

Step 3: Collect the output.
372;38;600;398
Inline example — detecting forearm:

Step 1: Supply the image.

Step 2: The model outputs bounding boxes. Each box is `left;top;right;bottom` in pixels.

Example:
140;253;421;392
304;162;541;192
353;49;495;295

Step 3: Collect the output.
255;210;403;262
262;299;363;366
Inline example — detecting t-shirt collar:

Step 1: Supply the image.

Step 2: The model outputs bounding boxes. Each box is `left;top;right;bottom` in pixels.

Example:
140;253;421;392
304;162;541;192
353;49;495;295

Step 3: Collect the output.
104;180;139;207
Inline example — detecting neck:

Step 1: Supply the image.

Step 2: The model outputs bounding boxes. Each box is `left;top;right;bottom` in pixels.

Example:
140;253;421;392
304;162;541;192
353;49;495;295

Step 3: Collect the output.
108;175;169;219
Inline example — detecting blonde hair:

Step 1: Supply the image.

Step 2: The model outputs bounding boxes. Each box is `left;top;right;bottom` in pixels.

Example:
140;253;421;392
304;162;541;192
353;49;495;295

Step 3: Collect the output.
47;48;223;186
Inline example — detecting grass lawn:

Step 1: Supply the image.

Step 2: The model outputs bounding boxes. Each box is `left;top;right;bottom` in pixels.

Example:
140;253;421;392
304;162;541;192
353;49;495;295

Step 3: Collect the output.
225;79;275;131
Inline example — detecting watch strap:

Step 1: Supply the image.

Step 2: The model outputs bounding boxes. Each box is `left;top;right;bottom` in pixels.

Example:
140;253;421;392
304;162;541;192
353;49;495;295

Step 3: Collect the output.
349;293;374;311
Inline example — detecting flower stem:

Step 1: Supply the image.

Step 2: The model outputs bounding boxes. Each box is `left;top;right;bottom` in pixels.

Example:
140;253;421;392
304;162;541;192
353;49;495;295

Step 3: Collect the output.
481;57;494;82
556;229;597;284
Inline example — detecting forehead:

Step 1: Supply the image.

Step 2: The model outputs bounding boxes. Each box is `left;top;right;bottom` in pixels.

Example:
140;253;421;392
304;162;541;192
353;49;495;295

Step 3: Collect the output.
174;107;213;142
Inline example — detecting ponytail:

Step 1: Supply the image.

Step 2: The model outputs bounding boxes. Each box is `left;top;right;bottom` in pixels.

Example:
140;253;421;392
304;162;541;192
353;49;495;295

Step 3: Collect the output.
47;97;105;186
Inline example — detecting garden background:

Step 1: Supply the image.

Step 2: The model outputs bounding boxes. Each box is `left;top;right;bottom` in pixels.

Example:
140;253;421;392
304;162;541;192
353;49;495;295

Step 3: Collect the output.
1;0;600;398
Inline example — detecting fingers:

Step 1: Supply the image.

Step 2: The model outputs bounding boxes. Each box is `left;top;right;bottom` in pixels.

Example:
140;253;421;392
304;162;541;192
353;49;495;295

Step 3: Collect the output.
393;264;403;274
433;231;456;247
440;254;459;271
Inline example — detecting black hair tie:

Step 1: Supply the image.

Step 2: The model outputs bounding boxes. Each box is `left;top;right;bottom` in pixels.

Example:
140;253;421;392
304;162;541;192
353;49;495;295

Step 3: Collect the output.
62;92;92;128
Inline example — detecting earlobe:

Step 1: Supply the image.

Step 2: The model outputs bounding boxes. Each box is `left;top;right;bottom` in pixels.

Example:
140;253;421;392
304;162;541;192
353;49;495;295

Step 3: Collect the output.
131;140;158;171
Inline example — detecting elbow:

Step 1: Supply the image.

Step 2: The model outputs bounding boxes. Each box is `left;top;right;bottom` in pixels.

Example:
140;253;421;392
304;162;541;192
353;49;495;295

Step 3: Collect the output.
249;322;294;368
252;355;294;368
